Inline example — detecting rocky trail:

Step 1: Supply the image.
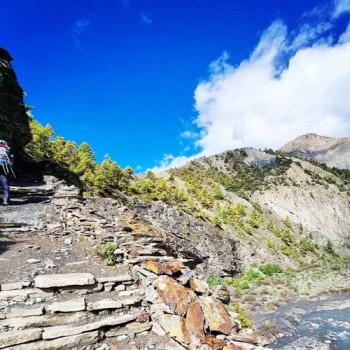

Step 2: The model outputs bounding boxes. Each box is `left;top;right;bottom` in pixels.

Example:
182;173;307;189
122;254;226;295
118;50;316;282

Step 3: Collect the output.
0;176;271;350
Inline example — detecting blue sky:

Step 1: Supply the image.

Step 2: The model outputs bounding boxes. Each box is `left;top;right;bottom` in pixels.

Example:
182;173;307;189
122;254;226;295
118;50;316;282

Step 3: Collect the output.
1;0;350;171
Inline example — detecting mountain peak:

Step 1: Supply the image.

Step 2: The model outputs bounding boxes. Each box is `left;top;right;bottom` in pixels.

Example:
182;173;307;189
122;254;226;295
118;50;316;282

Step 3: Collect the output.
281;133;350;169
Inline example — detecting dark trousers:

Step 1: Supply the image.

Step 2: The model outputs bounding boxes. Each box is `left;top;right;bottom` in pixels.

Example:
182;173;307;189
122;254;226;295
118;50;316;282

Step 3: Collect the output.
0;175;9;202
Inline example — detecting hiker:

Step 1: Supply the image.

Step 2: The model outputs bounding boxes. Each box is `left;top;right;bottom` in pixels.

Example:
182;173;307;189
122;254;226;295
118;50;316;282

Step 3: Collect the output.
0;140;13;205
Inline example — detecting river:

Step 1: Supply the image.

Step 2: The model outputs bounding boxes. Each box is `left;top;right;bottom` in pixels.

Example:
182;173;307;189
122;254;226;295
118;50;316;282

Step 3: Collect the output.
272;307;350;349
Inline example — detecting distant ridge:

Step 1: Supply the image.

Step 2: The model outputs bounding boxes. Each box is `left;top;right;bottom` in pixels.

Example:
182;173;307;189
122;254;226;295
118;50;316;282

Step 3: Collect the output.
281;133;350;170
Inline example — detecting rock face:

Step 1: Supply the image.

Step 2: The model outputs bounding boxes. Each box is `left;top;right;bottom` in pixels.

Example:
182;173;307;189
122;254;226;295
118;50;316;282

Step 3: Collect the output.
252;163;350;250
281;133;350;169
0;47;30;151
134;201;240;277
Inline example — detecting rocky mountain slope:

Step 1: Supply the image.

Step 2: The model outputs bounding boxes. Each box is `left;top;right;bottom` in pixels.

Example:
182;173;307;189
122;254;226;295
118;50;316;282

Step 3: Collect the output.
1;46;350;349
281;133;350;170
146;147;350;270
0;175;275;350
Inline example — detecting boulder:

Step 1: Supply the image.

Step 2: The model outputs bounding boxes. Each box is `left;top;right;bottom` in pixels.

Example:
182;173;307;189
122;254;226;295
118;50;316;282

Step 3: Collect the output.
142;260;183;275
185;301;206;342
157;314;191;345
199;296;236;335
189;277;209;294
154;276;196;315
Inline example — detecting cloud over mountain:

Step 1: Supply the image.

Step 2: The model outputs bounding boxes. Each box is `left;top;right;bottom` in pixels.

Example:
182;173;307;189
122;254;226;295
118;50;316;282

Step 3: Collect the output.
153;2;350;172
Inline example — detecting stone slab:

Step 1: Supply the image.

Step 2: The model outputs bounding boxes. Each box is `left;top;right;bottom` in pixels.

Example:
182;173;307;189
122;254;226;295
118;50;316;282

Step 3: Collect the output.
6;330;102;350
0;312;90;330
6;307;44;319
105;322;152;337
87;299;122;311
46;298;86;313
118;289;141;297
96;274;133;283
121;295;142;306
0;328;42;349
59;283;103;295
43;314;137;340
35;273;95;288
1;282;23;291
0;288;53;301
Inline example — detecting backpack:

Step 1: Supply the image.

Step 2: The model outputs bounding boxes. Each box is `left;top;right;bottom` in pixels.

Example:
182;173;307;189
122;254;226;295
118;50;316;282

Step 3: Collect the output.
0;140;13;175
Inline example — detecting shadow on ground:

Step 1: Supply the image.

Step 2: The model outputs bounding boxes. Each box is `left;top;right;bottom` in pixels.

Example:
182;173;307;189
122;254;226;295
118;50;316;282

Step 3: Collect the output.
0;232;15;255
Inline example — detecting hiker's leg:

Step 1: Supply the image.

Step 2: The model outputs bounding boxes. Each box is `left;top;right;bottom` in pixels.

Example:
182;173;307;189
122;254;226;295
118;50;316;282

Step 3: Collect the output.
0;175;9;203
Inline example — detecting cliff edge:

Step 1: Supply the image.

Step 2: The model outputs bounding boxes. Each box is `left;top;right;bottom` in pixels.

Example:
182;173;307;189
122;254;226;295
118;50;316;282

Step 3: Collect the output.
0;47;31;151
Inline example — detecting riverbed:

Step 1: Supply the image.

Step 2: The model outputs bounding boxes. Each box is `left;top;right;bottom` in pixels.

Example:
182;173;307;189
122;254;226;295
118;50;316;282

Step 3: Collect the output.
253;293;350;350
272;307;350;349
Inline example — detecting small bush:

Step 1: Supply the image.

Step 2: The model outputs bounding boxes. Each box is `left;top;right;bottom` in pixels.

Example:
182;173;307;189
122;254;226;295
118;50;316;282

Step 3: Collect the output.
324;240;338;257
232;303;253;328
283;217;293;229
207;276;224;287
266;303;278;311
98;242;119;266
267;240;276;250
244;269;265;282
259;263;283;276
231;279;250;292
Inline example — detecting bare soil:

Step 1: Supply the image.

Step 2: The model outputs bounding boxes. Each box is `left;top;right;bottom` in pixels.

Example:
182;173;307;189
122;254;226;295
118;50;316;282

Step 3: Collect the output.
0;231;129;283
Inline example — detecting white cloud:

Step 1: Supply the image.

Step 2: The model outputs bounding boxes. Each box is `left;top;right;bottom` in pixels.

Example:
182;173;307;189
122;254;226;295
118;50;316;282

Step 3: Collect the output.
73;19;91;47
334;0;350;17
150;154;198;173
180;130;199;139
289;22;332;51
152;2;350;172
141;13;152;25
339;22;350;42
194;28;350;157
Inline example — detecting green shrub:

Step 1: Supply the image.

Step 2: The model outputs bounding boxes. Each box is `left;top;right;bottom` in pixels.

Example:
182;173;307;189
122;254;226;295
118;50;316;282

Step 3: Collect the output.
299;237;318;255
324;240;338;257
212;215;222;228
244;269;265;282
231;279;250;292
259;263;283;276
248;209;264;228
98;242;119;266
207;276;224;287
280;244;300;258
283;216;293;229
232;303;253;328
267;240;276;250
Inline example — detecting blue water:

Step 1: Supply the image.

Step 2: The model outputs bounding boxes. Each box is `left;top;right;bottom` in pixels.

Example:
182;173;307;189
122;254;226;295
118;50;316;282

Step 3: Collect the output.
273;308;350;349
